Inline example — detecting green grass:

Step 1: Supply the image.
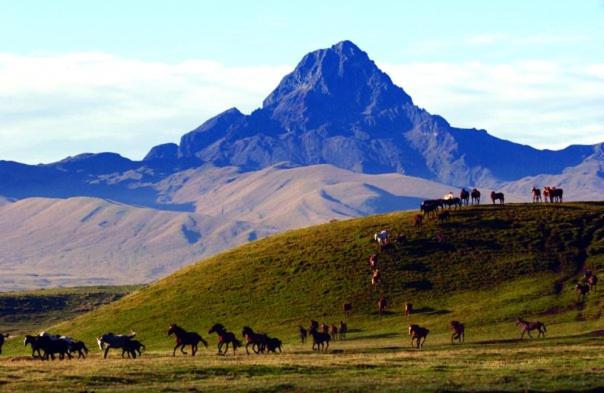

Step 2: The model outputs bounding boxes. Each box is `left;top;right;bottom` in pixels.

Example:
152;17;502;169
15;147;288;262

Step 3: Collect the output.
0;285;140;334
0;202;603;392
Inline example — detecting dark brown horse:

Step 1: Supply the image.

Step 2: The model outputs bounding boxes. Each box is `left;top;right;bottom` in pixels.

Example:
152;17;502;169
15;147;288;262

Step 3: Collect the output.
471;188;481;205
339;321;347;340
208;323;241;355
575;282;590;302
460;189;470;206
298;326;308;344
587;274;598;293
491;191;504;205
0;333;8;355
343;302;353;318
309;326;330;351
450;321;465;344
531;187;542;202
68;341;89;359
265;336;282;353
377;296;387;316
408;324;429;349
168;323;208;357
516;318;546;339
414;214;423;227
241;326;268;354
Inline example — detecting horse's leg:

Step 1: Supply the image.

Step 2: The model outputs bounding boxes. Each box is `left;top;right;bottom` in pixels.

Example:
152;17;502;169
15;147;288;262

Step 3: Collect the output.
527;329;533;339
104;346;110;359
520;329;525;339
181;344;188;355
192;344;197;356
172;343;180;356
245;342;251;355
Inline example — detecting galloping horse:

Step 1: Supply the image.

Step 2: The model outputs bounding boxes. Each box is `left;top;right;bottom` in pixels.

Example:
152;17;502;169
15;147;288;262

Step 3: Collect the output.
516;318;546;339
0;333;8;355
24;335;44;358
450;321;465;344
97;332;137;359
208;323;241;355
531;187;542;202
409;324;429;349
241;326;268;354
471;188;481;205
491;191;504;205
460;189;470;206
168;323;208;357
309;326;330;351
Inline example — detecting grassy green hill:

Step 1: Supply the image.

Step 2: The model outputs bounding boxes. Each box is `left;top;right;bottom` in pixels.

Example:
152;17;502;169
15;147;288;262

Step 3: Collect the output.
42;202;603;348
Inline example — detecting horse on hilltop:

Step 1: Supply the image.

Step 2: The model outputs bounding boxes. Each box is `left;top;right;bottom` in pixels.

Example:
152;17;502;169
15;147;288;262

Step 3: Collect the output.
531;187;542;202
491;191;504;205
471;188;481;205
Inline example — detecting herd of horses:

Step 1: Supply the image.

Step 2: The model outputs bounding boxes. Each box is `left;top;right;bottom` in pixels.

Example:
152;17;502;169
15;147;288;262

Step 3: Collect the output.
419;186;565;219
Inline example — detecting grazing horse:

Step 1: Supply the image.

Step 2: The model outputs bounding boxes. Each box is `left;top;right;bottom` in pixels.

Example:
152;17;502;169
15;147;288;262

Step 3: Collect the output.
208;324;241;355
421;200;442;217
309;326;330;351
377;296;387;316
575;282;590;302
471;188;481;205
374;230;390;247
460;189;470;206
544;187;563;203
330;324;339;340
298;326;308;344
450;321;465;344
242;326;268;355
339;321;347;340
0;333;8;355
414;214;423;227
343;302;353;318
531;187;542;202
168;323;208;357
516;318;546;339
408;324;429;349
491;191;504;205
97;332;136;359
368;254;378;269
587;274;598;293
437;210;450;224
404;303;413;317
371;269;381;286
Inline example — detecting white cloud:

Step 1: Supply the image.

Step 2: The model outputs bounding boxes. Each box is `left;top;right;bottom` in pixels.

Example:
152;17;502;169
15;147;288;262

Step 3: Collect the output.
0;52;602;164
381;60;604;149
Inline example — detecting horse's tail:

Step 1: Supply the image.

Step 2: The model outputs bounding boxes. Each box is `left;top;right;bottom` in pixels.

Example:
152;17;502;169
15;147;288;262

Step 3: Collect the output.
140;343;146;352
200;336;208;348
82;342;89;353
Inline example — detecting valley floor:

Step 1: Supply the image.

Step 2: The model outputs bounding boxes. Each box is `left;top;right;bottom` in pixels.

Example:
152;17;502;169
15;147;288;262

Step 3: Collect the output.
1;326;602;392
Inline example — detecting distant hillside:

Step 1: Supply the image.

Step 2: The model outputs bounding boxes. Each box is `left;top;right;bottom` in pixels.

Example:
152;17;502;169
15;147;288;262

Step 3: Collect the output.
0;165;461;289
55;203;604;347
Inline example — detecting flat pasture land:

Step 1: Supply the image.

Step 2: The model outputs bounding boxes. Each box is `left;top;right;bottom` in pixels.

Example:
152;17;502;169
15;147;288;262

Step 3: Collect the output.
1;327;602;393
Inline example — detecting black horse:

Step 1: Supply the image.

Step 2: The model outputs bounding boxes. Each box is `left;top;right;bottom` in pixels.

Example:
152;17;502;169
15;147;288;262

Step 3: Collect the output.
24;335;45;359
168;323;208;357
208;324;241;355
241;326;268;355
491;191;504;205
68;341;89;359
309;326;330;351
0;333;8;355
471;188;481;205
460;189;470;206
121;339;145;358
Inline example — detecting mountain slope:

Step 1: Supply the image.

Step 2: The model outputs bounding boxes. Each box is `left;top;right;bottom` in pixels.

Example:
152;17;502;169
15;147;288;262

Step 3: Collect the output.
0;165;462;289
55;203;604;347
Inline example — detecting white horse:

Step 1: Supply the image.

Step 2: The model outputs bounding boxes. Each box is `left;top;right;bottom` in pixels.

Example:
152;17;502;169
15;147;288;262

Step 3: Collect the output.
97;332;136;359
374;230;390;246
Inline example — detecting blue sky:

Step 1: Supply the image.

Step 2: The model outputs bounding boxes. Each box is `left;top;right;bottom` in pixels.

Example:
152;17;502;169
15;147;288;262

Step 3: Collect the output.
1;0;603;163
